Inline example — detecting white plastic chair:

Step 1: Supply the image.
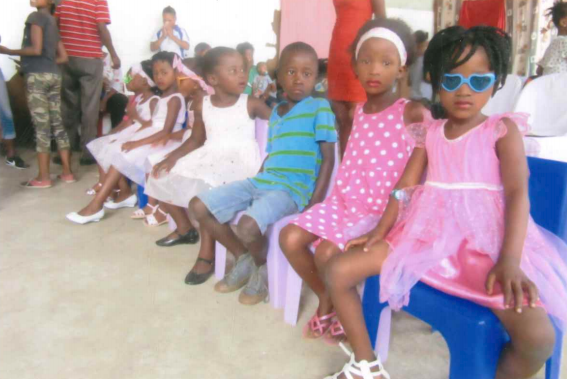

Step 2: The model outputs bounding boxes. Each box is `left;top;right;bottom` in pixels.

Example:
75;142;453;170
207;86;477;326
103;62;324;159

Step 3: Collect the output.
514;73;567;136
482;74;523;116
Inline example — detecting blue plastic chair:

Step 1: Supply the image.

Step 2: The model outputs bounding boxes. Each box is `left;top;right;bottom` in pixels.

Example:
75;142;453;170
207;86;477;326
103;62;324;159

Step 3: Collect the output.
362;157;566;379
137;185;148;209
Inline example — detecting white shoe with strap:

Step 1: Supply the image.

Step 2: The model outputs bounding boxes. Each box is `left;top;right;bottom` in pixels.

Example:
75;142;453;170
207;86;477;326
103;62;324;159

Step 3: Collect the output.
325;343;390;379
131;203;157;219
144;205;168;227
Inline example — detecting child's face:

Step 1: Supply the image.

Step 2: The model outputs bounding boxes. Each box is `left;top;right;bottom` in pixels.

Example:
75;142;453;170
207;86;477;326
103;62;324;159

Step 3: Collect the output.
258;64;268;76
439;46;494;121
243;49;254;68
153;60;176;92
176;75;200;99
277;52;318;103
163;13;176;28
208;52;247;95
30;0;51;8
126;70;145;92
354;38;405;96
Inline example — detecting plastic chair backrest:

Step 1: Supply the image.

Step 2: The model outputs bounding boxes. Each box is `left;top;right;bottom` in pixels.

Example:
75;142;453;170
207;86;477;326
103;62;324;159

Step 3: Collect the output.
482;74;522;116
514;73;567;136
527;157;567;242
255;119;269;161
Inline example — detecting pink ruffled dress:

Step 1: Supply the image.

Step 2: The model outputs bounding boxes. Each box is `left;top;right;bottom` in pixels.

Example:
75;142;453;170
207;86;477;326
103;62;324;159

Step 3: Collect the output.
381;113;567;326
291;99;422;250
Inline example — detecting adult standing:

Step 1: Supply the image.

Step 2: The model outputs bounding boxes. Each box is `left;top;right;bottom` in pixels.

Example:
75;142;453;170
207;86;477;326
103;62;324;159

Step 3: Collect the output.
55;0;121;165
150;6;190;58
327;0;385;158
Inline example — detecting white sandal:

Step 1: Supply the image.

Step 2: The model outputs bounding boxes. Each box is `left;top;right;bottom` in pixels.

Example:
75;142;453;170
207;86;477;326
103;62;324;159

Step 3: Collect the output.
131;203;157;219
324;343;390;379
85;182;102;196
144;205;168;227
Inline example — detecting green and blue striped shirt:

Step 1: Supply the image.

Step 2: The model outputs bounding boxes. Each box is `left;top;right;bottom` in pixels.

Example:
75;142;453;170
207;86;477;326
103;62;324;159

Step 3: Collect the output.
251;97;337;210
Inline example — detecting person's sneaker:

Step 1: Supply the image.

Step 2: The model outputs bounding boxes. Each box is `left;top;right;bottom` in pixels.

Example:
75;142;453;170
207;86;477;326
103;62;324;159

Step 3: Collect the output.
6;156;29;169
214;253;255;293
239;264;269;305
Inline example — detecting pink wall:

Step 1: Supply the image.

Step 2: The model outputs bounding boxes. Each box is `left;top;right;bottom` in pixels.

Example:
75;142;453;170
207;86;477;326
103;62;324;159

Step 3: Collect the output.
280;0;337;58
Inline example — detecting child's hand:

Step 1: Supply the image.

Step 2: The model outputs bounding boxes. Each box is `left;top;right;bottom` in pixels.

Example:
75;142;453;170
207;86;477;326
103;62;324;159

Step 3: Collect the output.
121;141;139;153
345;231;383;252
152;156;177;178
485;255;538;313
151;135;170;147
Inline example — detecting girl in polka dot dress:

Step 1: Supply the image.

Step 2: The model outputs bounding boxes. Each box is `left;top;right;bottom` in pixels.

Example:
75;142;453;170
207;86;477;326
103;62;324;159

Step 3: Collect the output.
280;18;430;345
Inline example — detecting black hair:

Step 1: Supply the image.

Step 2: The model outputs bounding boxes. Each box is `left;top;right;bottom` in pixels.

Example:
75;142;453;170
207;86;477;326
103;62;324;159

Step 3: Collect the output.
195;42;211;54
202;46;238;83
547;1;567;28
140;59;161;95
423;25;511;118
163;6;176;16
236;42;254;55
414;30;429;45
351;18;416;67
318;58;328;77
278;42;319;72
151;51;176;67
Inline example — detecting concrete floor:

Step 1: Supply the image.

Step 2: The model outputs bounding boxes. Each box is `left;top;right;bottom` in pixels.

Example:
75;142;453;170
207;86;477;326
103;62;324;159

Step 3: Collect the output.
0;150;564;379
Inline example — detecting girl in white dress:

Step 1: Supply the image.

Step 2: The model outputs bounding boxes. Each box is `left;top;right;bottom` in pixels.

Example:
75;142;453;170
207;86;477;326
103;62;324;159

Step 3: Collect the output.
86;61;159;196
67;52;186;225
135;58;213;226
145;47;271;284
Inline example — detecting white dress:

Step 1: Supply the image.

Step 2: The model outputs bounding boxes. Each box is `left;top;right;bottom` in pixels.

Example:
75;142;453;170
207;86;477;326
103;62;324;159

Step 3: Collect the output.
87;93;157;173
112;93;186;186
540;36;567;75
144;94;262;207
144;101;194;173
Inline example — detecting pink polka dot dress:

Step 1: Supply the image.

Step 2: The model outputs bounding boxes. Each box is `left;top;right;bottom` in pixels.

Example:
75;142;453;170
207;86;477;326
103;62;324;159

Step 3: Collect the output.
291;99;420;250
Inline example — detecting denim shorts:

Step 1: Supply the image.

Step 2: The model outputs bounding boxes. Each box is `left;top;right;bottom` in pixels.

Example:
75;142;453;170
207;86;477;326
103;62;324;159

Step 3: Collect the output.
197;179;298;234
0;68;15;140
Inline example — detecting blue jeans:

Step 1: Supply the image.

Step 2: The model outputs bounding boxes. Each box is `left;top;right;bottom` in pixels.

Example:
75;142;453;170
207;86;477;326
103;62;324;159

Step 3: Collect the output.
197;179;298;234
0;68;15;140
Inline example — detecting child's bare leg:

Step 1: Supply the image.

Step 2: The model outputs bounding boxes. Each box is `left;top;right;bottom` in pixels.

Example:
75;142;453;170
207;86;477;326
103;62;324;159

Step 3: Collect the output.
191;226;215;274
325;241;390;374
280;224;340;331
160;203;193;237
58;149;72;176
236;215;267;266
114;176;132;201
190;197;247;258
493;307;555;379
37;152;51;181
78;166;128;215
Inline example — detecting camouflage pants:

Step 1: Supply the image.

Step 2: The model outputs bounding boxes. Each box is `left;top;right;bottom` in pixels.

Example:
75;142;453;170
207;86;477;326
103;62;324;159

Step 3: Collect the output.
25;73;70;153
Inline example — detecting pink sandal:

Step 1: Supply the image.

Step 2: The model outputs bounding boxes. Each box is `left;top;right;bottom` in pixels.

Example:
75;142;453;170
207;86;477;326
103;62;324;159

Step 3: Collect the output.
323;318;347;346
58;174;77;184
21;179;52;189
303;311;336;339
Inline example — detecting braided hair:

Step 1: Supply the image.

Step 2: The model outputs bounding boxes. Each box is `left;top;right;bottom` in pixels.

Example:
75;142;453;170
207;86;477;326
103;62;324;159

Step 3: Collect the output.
547;1;567;28
423;26;511;118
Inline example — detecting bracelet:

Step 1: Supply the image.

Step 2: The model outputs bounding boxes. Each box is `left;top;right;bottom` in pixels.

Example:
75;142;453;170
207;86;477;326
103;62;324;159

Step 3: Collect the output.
390;189;404;201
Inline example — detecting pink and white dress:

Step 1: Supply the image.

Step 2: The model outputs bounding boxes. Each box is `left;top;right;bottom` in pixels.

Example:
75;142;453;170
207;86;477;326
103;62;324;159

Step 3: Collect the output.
87;93;158;173
381;113;567;326
112;93;186;186
291;99;422;250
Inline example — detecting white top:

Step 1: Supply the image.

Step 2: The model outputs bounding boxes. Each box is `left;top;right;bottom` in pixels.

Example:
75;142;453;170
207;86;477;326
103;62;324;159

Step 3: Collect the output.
540;35;567;75
202;94;255;145
151;26;190;58
152;93;187;132
134;93;158;120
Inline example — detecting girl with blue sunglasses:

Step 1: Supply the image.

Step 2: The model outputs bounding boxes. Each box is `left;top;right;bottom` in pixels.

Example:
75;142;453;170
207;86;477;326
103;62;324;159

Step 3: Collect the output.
324;25;567;379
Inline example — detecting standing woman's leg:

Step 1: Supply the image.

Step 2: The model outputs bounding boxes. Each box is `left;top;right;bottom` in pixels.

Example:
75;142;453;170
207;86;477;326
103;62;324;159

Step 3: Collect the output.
48;73;73;177
78;58;104;160
25;73;52;181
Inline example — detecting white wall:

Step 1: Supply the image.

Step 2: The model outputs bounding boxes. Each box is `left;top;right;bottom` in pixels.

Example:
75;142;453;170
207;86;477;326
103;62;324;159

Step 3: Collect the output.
0;0;280;79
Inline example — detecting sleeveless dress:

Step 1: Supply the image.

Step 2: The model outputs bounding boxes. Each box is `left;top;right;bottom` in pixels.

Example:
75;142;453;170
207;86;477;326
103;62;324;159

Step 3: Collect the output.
144;94;262;208
380;113;567;327
144;101;195;173
291;99;422;250
327;0;372;103
112;93;186;186
87;93;158;173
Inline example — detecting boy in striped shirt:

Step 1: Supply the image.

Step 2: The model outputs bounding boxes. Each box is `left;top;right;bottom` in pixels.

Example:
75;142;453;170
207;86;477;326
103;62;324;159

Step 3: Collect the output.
191;42;337;304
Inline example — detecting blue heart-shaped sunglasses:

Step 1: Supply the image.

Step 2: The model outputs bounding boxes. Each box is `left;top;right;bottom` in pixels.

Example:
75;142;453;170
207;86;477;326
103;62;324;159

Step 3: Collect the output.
441;73;496;93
